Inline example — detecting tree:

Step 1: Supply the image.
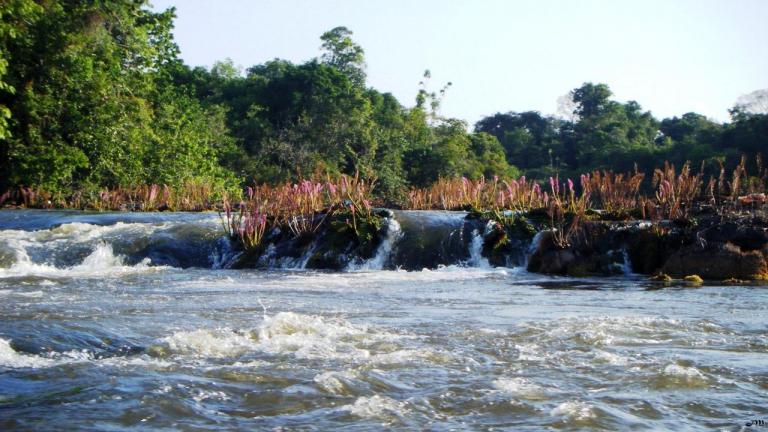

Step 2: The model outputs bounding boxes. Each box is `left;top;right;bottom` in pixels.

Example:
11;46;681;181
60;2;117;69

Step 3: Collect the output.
732;89;768;116
0;1;236;191
572;82;613;118
319;26;366;85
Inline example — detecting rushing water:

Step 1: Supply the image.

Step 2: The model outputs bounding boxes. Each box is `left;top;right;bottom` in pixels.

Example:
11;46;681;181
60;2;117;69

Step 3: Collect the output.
0;210;766;431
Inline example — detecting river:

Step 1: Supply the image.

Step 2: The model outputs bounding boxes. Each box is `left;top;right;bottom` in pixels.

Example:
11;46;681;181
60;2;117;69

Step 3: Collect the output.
0;210;765;430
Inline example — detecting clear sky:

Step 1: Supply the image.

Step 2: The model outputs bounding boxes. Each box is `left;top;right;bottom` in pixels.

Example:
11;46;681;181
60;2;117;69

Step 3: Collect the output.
150;0;768;125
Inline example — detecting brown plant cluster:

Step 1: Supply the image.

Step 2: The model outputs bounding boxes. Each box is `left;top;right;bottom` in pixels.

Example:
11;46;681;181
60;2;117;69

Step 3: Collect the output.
221;173;375;251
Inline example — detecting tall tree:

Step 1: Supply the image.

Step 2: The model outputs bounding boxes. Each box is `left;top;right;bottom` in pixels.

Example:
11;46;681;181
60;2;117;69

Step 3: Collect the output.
319;26;366;86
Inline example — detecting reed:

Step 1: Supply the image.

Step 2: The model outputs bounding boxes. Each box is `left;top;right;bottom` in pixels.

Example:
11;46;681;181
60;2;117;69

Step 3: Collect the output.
0;181;235;212
584;169;645;213
219;173;376;251
545;175;591;248
652;162;704;220
407;175;546;211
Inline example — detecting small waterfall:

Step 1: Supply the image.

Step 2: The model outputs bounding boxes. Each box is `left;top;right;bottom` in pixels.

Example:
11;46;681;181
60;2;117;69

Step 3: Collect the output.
467;229;491;268
348;217;402;271
296;240;318;269
525;230;546;263
210;237;242;269
619;249;634;276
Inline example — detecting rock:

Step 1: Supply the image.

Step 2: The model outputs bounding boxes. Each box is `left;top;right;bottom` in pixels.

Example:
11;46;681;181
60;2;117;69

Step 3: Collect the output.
683;274;704;285
649;272;673;282
700;222;768;251
527;232;575;274
662;242;768;280
525;229;624;276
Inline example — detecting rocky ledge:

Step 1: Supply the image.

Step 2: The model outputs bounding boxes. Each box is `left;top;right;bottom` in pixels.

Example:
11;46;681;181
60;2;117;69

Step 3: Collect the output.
525;213;768;280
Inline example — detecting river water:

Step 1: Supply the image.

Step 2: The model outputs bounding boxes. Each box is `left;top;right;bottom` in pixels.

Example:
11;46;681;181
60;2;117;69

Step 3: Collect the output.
0;210;766;430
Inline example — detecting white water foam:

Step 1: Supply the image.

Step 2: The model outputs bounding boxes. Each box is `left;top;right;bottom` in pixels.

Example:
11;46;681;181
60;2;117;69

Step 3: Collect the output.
314;370;359;394
159;312;401;361
551;400;596;421
0;222;170;278
160;328;255;358
492;377;549;400
0;338;55;368
341;395;409;421
661;364;709;386
0;338;95;369
0;243;159;278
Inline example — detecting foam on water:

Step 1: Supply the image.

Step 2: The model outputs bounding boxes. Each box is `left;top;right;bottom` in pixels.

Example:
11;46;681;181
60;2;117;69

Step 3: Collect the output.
492;377;549;400
0;338;55;368
160;328;255;358
657;364;710;388
0;338;96;369
158;312;402;362
314;370;359;395
0;221;172;278
0;243;161;278
342;395;409;422
551;400;596;421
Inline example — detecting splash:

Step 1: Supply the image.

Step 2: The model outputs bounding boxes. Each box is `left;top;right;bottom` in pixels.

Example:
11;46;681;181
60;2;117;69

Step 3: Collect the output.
0;243;159;278
551;400;596;421
0;338;55;368
348;217;402;271
156;312;398;361
341;395;410;422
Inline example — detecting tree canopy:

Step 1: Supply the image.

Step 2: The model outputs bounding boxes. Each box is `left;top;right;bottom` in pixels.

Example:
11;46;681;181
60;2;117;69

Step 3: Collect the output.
1;1;765;202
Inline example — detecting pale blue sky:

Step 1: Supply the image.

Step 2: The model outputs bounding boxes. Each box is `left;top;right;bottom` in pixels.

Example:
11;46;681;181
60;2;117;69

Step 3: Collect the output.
150;0;768;125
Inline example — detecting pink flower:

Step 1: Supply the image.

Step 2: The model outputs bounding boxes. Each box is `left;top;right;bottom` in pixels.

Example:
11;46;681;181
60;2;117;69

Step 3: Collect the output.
567;178;574;193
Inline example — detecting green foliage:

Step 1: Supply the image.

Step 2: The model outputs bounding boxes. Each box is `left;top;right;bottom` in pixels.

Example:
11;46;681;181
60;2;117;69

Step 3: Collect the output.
475;82;766;180
1;5;765;203
0;0;235;193
320;26;365;86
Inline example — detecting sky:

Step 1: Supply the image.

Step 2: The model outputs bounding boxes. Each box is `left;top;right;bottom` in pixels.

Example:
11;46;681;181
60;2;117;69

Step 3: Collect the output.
150;0;768;125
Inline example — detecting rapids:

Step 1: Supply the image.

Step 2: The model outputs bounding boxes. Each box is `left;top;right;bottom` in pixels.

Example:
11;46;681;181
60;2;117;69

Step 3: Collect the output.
0;210;766;430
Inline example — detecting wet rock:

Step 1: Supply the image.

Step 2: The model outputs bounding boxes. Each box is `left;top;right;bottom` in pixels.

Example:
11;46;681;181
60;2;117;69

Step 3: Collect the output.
662;242;768;280
699;221;768;251
683;274;704;285
527;234;577;274
649;272;673;282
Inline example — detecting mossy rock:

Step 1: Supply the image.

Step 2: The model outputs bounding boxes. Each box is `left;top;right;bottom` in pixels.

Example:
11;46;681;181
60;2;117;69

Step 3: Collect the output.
683;274;704;285
649;272;673;282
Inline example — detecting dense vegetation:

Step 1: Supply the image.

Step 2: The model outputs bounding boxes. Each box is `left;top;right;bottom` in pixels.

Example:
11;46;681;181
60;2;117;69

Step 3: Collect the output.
1;1;766;205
